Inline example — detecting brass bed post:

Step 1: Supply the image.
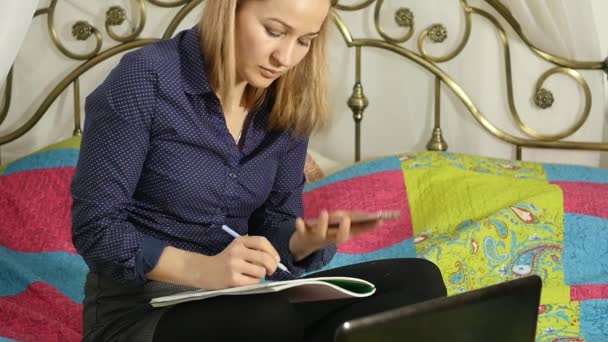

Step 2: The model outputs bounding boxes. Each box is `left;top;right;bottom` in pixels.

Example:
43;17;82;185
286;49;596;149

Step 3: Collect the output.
0;68;13;164
427;76;448;151
348;46;368;162
0;68;13;127
73;78;82;136
516;145;522;161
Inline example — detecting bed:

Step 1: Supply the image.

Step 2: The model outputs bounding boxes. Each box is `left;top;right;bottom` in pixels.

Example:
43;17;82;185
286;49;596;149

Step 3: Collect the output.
1;0;607;341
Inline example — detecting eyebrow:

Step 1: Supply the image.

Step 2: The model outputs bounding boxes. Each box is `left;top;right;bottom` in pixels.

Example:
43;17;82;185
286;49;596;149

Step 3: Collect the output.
267;18;320;37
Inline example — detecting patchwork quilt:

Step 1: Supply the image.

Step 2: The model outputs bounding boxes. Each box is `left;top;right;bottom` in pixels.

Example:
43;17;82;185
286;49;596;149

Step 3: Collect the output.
304;153;608;341
1;139;606;341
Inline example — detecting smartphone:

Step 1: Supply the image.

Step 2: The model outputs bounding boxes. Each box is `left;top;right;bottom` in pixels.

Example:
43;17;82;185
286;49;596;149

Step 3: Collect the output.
305;210;401;228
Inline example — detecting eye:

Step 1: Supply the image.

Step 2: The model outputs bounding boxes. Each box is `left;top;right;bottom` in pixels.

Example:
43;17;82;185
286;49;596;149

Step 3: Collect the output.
265;27;283;38
298;40;312;47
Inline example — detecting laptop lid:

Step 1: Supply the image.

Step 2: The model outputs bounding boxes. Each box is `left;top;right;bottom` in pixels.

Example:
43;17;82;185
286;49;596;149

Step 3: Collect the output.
335;275;542;342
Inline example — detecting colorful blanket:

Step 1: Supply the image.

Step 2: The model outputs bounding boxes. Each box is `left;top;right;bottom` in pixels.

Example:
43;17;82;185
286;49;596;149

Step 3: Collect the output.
0;138;85;342
1;140;607;341
304;152;608;342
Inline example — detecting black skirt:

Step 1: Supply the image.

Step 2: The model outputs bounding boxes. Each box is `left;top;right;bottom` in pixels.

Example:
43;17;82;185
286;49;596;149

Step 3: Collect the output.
82;272;197;342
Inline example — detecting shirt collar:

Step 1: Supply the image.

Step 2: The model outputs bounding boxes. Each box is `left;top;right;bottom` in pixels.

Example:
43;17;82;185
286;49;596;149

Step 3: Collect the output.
180;27;213;95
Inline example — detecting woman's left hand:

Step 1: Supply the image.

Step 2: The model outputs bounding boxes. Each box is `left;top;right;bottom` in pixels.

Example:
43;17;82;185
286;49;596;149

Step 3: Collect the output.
288;210;382;262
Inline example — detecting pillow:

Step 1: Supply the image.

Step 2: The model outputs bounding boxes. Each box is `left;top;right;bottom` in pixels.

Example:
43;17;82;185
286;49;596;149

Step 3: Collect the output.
304;152;325;183
306;149;347;177
0;136;86;342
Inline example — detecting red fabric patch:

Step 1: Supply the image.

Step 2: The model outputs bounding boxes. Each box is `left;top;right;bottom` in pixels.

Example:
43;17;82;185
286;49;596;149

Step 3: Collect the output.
0;282;82;342
551;181;608;219
0;168;77;253
303;171;412;254
570;284;608;301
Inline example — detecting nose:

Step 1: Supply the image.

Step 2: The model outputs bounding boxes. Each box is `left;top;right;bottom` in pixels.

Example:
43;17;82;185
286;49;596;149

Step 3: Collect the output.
271;39;297;69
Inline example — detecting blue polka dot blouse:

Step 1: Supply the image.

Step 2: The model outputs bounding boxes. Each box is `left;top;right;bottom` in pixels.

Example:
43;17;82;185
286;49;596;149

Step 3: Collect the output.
71;27;336;284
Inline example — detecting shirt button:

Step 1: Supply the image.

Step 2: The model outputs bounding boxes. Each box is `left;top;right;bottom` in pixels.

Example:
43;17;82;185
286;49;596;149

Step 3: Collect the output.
229;172;237;178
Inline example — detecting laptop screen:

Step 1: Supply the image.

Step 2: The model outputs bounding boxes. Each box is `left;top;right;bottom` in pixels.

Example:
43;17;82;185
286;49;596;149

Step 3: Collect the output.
335;276;541;342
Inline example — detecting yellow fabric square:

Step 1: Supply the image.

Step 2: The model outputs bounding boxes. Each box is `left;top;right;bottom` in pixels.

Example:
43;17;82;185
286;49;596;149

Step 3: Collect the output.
400;152;579;339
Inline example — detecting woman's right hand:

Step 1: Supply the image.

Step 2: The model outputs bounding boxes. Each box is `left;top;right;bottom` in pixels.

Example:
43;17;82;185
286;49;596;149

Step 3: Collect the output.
147;236;280;290
193;236;281;290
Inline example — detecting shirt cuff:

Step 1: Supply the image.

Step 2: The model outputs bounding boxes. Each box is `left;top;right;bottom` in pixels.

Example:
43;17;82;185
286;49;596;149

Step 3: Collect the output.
269;219;337;280
135;235;168;283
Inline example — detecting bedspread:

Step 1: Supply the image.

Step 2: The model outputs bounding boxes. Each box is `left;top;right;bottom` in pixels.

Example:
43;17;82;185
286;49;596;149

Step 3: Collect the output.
1;140;607;341
304;152;608;341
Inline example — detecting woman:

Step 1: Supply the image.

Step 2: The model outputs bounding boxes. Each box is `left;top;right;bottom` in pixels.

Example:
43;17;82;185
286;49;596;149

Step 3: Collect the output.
71;0;447;341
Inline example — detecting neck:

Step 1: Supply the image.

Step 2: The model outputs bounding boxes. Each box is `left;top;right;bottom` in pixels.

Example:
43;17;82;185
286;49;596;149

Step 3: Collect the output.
223;79;248;118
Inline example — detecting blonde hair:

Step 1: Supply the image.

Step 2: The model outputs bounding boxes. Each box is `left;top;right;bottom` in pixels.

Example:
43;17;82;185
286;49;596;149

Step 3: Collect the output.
199;0;334;137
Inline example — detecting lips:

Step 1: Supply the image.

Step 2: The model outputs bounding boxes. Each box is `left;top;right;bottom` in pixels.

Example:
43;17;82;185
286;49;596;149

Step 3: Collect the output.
259;66;281;78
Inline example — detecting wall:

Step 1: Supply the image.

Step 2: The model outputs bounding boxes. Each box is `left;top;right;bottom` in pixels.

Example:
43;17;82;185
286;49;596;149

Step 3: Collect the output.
1;0;606;167
593;0;608;167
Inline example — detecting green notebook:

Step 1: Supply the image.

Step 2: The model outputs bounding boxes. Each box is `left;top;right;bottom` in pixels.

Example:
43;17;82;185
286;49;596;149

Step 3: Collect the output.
150;277;376;308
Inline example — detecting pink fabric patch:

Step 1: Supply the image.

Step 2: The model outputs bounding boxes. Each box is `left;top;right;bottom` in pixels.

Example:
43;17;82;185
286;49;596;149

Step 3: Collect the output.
570;284;608;301
0;282;82;342
551;181;608;219
0;168;76;253
303;171;412;254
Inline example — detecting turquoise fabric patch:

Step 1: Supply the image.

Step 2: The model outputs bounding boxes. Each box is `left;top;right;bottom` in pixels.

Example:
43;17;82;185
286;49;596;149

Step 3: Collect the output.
564;214;608;285
0;338;18;342
0;247;87;303
305;157;402;191
544;164;608;183
2;149;79;176
309;238;415;274
580;300;608;341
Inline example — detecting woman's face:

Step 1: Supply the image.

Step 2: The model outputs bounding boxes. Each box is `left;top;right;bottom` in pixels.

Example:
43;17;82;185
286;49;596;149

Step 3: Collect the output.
234;0;331;88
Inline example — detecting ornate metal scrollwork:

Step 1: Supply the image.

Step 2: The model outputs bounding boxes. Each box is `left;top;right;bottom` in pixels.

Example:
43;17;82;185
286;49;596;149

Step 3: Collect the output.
534;88;554;109
0;0;202;151
427;24;448;43
418;0;472;63
148;0;190;8
374;0;415;44
71;21;94;41
105;1;146;43
395;8;414;27
330;0;607;159
106;6;127;26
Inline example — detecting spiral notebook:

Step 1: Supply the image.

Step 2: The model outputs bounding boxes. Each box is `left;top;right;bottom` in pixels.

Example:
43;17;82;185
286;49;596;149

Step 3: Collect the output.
150;276;376;308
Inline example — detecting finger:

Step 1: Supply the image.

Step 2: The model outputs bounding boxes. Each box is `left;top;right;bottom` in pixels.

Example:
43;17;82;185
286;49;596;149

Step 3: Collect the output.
295;218;306;235
326;210;347;228
315;210;330;237
351;219;384;234
335;214;351;244
241;246;278;275
241;236;280;262
229;272;264;287
238;258;269;279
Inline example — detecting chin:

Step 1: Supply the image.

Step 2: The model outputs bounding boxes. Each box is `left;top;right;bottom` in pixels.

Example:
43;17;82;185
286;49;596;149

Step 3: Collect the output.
248;76;275;89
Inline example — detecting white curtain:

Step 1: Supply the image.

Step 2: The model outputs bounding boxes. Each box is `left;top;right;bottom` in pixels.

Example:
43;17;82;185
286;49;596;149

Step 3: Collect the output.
0;0;39;85
503;0;602;60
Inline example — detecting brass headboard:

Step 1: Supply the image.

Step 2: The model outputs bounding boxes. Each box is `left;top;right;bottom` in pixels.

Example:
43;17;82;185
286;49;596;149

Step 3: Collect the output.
0;0;607;164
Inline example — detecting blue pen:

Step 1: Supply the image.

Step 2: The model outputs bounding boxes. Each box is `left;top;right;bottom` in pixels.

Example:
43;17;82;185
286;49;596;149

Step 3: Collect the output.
221;224;291;274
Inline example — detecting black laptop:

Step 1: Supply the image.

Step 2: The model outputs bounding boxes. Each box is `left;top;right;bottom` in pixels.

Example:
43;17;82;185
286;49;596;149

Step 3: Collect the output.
335;275;542;342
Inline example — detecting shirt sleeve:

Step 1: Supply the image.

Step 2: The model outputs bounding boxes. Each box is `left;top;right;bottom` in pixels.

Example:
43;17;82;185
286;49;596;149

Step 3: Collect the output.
71;52;167;284
248;137;336;280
